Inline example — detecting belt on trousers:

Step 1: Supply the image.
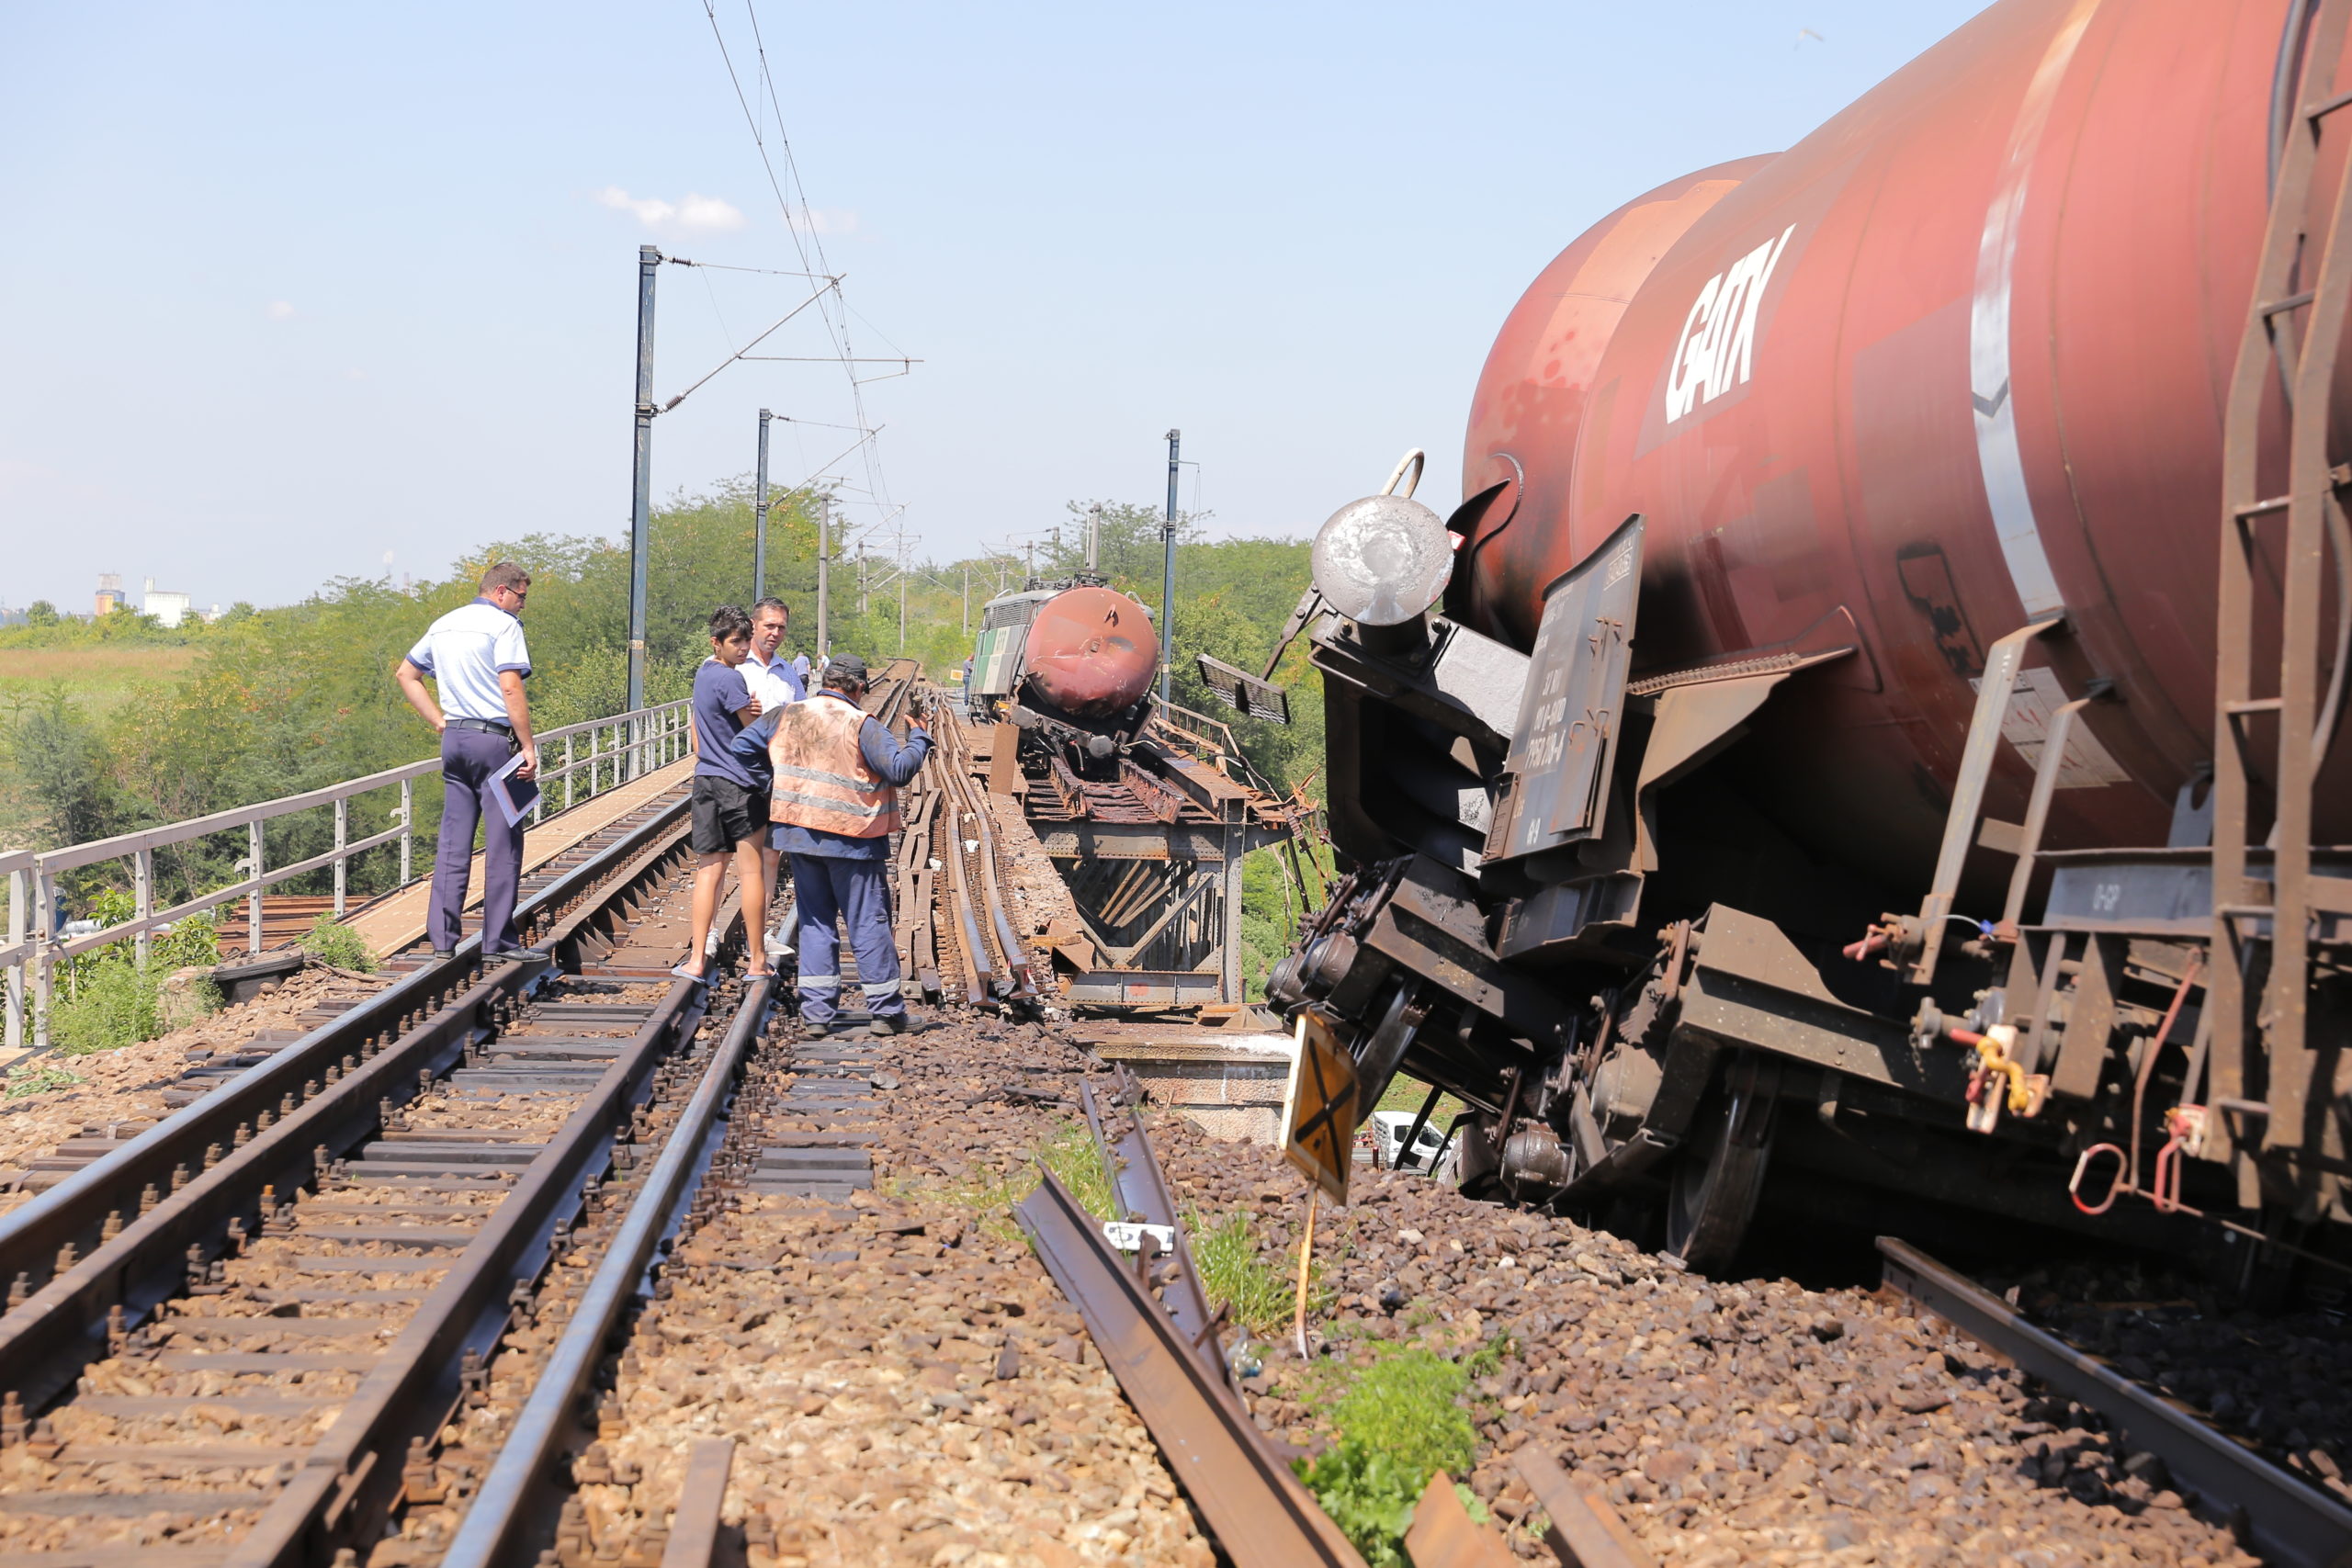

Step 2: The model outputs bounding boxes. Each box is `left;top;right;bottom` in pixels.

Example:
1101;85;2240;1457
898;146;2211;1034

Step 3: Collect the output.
447;717;514;736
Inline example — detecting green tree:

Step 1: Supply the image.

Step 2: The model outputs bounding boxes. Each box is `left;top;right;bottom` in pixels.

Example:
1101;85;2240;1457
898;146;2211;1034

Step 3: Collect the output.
6;687;120;854
25;601;59;626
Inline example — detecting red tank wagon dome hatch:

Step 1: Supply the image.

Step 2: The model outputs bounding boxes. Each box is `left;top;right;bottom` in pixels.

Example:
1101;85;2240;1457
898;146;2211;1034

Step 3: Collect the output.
1249;0;2352;1282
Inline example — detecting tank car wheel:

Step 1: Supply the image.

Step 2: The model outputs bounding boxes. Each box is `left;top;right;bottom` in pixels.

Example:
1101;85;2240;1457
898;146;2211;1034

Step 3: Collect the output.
1661;1055;1781;1276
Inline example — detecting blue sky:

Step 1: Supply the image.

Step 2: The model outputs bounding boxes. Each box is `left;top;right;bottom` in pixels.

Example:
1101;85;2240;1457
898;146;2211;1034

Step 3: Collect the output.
0;1;1988;613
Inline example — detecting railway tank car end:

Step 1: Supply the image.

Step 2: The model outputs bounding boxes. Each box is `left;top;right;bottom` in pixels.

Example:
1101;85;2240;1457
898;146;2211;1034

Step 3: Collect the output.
1266;0;2352;1282
967;578;1160;765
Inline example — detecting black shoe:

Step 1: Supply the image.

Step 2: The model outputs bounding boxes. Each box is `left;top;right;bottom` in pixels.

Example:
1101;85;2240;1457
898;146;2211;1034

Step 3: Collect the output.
485;946;548;964
868;1014;910;1036
430;949;456;961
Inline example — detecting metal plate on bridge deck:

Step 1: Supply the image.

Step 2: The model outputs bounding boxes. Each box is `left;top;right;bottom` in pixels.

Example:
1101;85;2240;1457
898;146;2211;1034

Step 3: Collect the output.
484;1036;633;1055
0;1494;268;1519
526;1005;658;1024
360;1141;543;1165
778;1102;879;1122
447;1069;610;1091
759;1149;872;1174
287;1226;478;1247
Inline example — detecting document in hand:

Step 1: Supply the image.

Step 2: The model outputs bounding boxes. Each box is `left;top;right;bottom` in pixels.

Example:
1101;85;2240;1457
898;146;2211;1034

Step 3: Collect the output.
491;749;540;828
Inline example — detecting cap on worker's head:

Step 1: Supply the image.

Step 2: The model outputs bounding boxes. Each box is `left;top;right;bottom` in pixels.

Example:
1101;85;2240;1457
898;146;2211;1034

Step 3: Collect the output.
822;653;870;690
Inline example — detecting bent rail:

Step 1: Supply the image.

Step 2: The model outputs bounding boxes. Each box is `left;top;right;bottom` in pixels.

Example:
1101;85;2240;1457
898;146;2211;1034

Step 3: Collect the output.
0;699;690;1052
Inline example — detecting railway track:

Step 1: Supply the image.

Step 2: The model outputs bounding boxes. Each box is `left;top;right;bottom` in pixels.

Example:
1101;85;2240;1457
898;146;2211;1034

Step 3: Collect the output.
1880;1241;2352;1568
0;780;782;1566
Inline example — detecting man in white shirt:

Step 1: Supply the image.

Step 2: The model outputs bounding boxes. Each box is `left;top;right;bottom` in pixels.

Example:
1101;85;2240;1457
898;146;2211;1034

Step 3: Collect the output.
743;596;803;951
395;561;540;962
744;597;804;709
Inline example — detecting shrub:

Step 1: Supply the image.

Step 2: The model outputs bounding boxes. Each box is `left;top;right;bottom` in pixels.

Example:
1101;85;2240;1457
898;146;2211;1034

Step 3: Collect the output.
1329;1347;1477;1483
51;961;164;1055
1295;1347;1482;1566
153;908;220;969
300;917;376;972
1297;1440;1421;1568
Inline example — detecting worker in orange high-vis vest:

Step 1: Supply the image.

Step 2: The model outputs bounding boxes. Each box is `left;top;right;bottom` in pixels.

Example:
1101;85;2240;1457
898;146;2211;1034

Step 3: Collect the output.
765;654;933;1033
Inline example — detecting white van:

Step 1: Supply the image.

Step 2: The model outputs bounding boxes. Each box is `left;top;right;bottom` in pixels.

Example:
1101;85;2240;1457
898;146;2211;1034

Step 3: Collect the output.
1369;1111;1455;1179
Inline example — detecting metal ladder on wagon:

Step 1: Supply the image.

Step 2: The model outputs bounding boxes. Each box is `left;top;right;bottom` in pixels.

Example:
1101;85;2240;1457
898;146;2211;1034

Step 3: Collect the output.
2214;0;2352;1213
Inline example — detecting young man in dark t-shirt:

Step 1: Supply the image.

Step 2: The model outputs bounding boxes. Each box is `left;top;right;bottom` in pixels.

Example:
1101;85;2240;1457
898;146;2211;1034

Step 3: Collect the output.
680;605;769;981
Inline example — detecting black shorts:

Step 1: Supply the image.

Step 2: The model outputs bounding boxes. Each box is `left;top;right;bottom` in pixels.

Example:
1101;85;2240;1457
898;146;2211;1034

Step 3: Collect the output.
691;774;769;854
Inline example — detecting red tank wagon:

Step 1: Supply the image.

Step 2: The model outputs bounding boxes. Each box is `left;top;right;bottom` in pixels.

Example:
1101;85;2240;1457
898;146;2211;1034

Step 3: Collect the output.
1266;0;2352;1277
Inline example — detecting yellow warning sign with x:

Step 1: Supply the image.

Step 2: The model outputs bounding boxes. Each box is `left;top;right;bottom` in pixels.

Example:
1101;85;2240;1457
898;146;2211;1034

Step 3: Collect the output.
1281;1010;1358;1205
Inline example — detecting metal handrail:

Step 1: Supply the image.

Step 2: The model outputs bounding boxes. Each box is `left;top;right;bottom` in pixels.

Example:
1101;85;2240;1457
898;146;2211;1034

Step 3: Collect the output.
2;700;691;1053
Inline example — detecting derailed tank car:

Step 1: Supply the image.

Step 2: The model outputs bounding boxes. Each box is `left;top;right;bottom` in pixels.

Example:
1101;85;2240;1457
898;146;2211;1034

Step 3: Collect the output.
1261;0;2352;1274
969;581;1159;754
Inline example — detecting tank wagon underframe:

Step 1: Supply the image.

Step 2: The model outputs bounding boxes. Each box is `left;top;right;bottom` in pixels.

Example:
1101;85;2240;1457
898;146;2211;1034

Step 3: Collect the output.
1279;559;2352;1272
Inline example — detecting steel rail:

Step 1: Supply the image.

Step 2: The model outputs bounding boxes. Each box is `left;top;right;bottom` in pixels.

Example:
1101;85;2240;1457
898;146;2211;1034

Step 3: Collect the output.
437;976;773;1568
969;791;1037;998
1015;1167;1366;1568
1877;1237;2352;1568
0;797;694;1411
927;712;997;1002
942;794;989;1001
659;1438;739;1568
1510;1447;1656;1568
955;716;1037;997
232;975;718;1568
926;703;1034;1002
1080;1078;1225;1386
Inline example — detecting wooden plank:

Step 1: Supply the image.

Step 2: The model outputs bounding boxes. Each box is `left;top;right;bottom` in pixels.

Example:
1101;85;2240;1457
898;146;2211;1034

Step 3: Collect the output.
74;1394;339;1416
0;1547;227;1567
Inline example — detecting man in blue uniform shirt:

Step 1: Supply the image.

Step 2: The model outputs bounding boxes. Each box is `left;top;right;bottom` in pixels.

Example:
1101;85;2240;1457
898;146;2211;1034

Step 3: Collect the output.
394;561;539;961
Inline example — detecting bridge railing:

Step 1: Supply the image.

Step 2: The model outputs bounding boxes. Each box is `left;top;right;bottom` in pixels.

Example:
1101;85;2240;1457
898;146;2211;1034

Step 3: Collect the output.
0;700;691;1053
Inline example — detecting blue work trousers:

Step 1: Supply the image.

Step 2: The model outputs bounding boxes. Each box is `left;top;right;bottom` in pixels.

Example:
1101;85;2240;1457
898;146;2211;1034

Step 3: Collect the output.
428;726;526;953
789;852;904;1025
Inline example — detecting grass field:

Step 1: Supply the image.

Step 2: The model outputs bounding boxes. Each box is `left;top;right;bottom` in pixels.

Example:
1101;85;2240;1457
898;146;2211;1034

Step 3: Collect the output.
0;646;198;712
